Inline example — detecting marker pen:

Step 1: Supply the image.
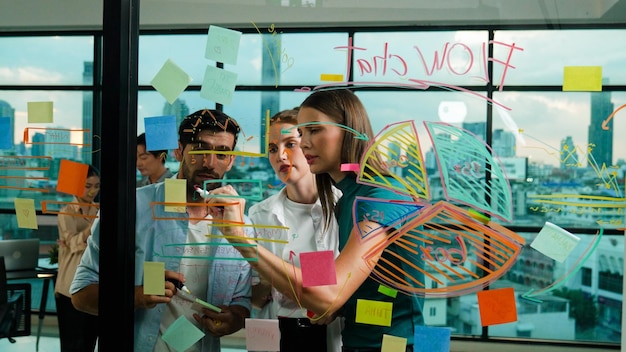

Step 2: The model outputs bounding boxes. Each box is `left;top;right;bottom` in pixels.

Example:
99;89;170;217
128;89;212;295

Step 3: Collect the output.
194;185;210;199
167;278;192;295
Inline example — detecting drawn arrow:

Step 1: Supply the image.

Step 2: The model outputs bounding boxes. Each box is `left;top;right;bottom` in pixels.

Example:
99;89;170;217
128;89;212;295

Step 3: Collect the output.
282;122;369;140
521;228;604;303
602;103;626;130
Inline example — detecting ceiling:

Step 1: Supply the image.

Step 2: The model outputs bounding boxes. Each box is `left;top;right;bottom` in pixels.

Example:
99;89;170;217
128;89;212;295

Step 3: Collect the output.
1;0;626;32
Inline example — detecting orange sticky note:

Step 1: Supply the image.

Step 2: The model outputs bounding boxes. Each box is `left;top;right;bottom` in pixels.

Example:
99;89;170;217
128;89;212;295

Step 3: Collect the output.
56;160;89;197
477;287;517;326
563;66;602;91
14;198;38;229
300;250;336;287
355;299;393;327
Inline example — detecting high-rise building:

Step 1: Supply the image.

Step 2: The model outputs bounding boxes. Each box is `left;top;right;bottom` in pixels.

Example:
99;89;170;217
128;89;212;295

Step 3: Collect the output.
0;99;15;152
82;61;94;161
162;98;190;132
493;128;516;158
588;78;614;168
260;33;281;152
31;133;46;156
560;136;579;169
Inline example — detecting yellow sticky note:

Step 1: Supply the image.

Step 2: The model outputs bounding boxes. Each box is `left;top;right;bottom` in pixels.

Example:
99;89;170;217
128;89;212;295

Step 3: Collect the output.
355;299;393;327
143;261;165;295
382;334;407;352
27;101;54;123
165;178;187;213
14;198;38;229
320;73;344;82
563;66;602;91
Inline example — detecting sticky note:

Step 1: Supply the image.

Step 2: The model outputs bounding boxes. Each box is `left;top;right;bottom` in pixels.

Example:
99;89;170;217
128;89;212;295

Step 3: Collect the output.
378;285;398;298
355;299;393;327
205;25;242;65
382;334;407;352
300;250;336;287
144;115;178;151
191;298;222;313
143;261;165;295
563;66;602;91
477;287;517;326
164;178;187;213
0;117;11;149
320;73;344;82
531;222;580;263
150;59;192;104
161;315;205;352
200;65;238;106
413;325;451;352
245;318;280;351
27;101;53;123
14;198;38;229
56;160;89;197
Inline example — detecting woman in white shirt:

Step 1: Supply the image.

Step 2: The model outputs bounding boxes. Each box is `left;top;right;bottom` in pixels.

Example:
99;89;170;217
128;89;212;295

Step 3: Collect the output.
248;108;342;352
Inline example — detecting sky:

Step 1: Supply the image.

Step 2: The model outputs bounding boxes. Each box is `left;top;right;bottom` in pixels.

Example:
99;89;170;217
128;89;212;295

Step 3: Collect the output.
1;29;625;168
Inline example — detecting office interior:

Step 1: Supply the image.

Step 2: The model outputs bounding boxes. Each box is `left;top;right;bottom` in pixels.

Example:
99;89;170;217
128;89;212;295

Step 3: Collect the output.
0;0;625;351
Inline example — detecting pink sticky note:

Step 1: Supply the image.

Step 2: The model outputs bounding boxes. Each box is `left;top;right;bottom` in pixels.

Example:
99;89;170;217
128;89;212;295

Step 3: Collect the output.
300;250;337;287
245;318;280;351
341;163;360;172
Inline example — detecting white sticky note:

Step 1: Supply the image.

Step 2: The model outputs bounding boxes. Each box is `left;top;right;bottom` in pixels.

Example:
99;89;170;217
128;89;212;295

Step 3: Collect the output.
530;222;580;263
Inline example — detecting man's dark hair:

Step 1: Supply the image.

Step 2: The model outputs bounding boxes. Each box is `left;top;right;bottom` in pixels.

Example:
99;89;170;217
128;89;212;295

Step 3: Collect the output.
137;132;167;164
178;109;241;149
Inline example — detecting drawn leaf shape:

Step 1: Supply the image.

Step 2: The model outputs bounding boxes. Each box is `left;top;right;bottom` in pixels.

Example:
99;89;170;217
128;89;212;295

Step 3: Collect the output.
359;121;430;201
424;122;513;222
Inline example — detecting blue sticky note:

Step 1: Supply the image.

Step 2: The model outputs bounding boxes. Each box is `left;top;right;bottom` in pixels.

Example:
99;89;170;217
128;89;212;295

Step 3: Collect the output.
161;316;205;352
200;66;238;106
413;325;451;352
205;25;242;65
144;115;178;151
0;117;11;149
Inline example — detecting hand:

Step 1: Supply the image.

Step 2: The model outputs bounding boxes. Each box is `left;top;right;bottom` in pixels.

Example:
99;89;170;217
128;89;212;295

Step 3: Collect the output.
193;304;249;337
134;270;185;309
205;185;247;241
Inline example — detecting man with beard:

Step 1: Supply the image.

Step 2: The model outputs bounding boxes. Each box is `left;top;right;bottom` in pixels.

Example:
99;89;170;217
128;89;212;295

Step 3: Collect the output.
71;109;252;352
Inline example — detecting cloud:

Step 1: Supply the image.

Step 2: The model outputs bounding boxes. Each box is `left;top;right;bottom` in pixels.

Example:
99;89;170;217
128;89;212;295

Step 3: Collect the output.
0;66;64;84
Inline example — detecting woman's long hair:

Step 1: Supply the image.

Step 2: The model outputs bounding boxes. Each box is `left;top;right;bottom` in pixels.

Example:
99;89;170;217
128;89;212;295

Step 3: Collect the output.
299;89;387;230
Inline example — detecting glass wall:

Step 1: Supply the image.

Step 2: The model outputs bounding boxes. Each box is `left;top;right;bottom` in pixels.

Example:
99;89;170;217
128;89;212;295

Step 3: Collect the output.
1;27;624;345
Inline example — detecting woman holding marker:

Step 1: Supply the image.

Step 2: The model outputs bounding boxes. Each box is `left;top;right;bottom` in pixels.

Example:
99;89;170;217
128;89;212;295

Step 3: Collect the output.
55;164;100;352
247;108;342;352
209;90;423;351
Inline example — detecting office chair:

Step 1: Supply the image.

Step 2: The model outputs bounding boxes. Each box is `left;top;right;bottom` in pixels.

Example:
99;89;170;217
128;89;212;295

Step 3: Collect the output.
0;256;31;343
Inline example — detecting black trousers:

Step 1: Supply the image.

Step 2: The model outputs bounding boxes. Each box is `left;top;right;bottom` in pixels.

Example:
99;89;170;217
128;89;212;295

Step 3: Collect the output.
278;317;327;352
55;294;99;352
342;345;414;352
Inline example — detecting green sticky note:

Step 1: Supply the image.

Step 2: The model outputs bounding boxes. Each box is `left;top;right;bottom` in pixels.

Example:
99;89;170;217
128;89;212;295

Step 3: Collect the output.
150;59;192;104
164;178;187;213
14;198;38;229
27;101;53;123
205;25;242;65
161;316;205;352
143;261;165;295
378;285;398;298
563;66;602;91
355;299;393;327
200;65;238;106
